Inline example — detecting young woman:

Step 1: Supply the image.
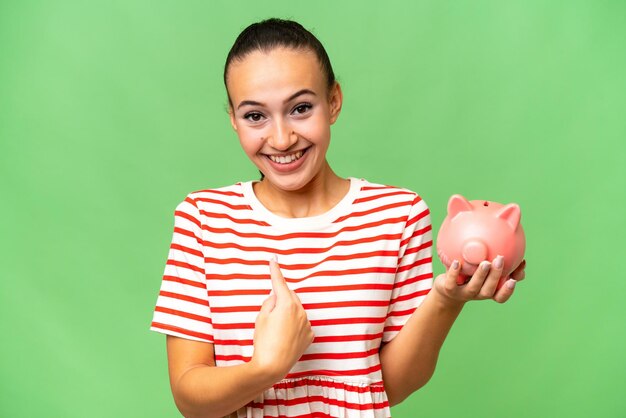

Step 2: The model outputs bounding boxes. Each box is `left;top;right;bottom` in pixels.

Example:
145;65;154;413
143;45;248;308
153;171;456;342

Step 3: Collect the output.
150;18;527;418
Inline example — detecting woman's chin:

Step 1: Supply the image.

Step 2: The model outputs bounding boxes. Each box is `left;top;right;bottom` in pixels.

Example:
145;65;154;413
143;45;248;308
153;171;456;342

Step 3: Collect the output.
264;174;311;192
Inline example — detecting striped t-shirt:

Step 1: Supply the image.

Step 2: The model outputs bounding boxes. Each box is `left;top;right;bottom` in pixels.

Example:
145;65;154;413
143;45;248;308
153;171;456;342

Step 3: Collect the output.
150;176;433;418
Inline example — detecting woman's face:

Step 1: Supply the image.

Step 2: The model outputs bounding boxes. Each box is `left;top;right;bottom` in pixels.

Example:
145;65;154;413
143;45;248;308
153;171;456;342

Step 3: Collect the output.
226;47;342;192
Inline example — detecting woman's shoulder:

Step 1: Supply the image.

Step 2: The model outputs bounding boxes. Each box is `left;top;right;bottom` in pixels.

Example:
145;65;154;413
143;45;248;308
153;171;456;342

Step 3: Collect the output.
184;181;249;200
356;177;425;200
174;181;252;215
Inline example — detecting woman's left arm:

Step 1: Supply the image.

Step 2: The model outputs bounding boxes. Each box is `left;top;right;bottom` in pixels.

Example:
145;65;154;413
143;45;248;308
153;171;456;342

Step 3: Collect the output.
380;258;527;406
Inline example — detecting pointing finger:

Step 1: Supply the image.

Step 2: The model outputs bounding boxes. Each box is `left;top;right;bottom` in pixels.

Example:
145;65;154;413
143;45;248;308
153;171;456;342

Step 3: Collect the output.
269;256;290;298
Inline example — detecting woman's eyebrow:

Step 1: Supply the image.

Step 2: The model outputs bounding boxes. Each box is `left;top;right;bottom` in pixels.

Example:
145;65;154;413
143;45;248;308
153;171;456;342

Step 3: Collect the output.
237;89;316;110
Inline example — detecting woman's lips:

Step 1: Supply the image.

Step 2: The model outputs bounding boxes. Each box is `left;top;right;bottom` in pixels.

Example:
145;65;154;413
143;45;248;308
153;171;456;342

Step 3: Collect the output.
264;146;311;173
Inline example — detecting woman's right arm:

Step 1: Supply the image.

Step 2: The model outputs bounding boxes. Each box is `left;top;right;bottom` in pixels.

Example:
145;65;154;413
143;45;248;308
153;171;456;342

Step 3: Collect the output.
167;258;315;418
166;336;276;418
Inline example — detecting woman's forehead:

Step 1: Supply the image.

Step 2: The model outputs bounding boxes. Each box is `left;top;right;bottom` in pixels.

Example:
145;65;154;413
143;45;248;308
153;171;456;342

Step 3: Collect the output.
227;48;326;104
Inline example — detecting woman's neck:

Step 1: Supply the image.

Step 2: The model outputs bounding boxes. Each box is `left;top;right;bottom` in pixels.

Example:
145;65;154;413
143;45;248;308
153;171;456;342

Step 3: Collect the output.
252;161;350;218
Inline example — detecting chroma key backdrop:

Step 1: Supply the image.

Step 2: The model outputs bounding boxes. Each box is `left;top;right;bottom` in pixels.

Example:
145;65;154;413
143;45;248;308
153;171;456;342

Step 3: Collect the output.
1;1;624;417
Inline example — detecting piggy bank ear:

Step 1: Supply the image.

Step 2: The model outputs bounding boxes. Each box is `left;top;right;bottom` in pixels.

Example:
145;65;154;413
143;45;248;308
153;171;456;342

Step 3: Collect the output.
448;194;473;219
496;203;521;230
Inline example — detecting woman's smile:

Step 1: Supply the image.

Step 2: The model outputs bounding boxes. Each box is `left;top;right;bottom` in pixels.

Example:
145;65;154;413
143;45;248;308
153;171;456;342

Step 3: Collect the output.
263;145;312;173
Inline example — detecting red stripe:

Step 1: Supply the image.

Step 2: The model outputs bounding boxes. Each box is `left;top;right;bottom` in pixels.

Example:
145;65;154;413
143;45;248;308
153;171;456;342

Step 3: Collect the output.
387;307;417;317
174;209;201;229
396;256;432;273
184;195;199;208
405;204;428;229
285;363;382;379
303;300;389;310
199;210;270;226
354;190;414;203
212;332;383;346
201;216;407;241
213;338;253;346
166;259;204;274
194;189;243;197
203;233;403;255
214;354;249;361
400;240;432;259
390;288;431;305
251;393;387;410
208;282;393;297
151;322;213;342
162;275;205;289
215;348;380;362
194;197;251;211
206;266;396;282
205;249;398;270
399;224;432;247
211;298;389;313
383;325;405;333
392;272;433;289
263;413;334;418
300;347;380;360
296;282;393;293
271;376;385;392
159;290;208;306
173;226;202;245
155;306;212;324
208;288;269;296
314;332;383;343
361;185;397;191
212;316;385;330
334;200;412;222
170;243;203;258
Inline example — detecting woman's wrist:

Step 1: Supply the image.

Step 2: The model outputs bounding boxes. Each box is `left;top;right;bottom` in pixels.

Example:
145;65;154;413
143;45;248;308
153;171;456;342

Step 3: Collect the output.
248;355;288;388
430;285;467;312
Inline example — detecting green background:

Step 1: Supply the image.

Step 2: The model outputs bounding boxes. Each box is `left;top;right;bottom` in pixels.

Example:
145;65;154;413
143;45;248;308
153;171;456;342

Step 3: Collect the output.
1;1;624;417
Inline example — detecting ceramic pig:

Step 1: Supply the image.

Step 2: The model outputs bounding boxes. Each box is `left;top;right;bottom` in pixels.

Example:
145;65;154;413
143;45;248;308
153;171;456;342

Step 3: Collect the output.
436;194;526;288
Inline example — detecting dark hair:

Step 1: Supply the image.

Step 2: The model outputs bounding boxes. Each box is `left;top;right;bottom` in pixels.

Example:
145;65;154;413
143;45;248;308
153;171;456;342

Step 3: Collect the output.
224;18;336;181
224;18;335;102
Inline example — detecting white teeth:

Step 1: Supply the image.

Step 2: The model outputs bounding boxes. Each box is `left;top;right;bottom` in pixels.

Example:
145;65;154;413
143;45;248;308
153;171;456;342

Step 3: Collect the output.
269;149;305;164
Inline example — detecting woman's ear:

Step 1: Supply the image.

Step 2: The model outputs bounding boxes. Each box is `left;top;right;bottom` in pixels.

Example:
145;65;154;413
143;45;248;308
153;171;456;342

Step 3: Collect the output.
228;107;238;132
328;82;343;125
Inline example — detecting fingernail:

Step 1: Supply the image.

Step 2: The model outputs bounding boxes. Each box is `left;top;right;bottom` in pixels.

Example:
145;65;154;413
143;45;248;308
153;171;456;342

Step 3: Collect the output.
451;260;459;270
494;255;503;269
270;254;277;263
506;279;517;289
482;261;491;271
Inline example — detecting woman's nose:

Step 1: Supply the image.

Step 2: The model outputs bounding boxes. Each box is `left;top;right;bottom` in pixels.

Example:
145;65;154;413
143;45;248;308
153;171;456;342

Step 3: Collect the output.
266;120;297;151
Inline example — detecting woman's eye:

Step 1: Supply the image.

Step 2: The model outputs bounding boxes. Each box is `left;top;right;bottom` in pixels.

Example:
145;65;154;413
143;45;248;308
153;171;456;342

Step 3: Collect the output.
244;112;264;122
292;103;312;115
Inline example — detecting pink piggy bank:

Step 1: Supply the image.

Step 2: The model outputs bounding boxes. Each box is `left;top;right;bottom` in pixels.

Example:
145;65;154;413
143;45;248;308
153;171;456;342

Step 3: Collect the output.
436;194;526;289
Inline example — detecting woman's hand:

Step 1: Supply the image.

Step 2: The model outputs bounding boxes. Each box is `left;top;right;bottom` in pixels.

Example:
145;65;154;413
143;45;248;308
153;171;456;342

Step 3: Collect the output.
250;257;315;380
433;256;527;307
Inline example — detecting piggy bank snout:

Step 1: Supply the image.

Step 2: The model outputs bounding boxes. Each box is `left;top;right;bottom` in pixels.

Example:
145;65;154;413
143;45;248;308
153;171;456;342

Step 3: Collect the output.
461;239;488;265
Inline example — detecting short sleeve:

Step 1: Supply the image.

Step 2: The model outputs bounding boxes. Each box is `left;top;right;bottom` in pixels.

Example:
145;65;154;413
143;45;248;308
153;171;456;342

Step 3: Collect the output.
149;194;214;343
382;194;434;343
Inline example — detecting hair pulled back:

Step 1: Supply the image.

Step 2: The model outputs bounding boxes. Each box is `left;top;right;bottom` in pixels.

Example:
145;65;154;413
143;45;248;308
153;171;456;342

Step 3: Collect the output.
223;18;336;107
